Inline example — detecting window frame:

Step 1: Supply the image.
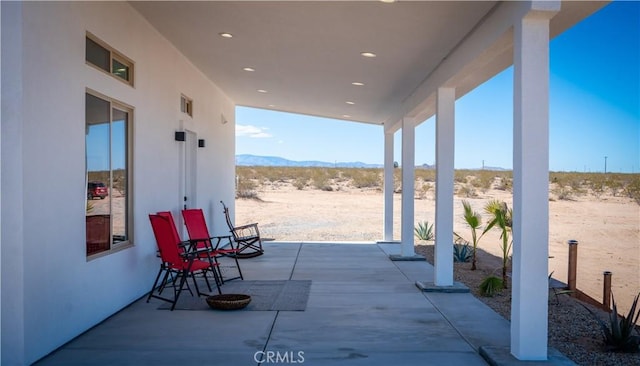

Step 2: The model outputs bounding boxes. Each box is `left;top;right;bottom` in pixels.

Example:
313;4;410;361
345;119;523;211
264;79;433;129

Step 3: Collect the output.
85;89;135;259
181;94;194;117
86;32;135;86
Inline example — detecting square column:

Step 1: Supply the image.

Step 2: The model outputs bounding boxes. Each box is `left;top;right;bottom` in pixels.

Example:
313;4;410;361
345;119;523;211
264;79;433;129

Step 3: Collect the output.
383;131;394;242
511;4;558;360
434;87;455;286
1;2;26;365
400;117;416;257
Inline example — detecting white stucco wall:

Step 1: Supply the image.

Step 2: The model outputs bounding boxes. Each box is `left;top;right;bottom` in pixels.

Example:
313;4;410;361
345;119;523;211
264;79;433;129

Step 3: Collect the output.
1;2;235;364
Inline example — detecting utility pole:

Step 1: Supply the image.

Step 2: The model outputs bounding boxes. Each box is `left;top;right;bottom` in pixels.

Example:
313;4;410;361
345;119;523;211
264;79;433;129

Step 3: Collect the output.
604;156;608;174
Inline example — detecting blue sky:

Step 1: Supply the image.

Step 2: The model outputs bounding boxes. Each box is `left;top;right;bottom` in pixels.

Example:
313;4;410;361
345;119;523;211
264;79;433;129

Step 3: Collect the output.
236;1;639;173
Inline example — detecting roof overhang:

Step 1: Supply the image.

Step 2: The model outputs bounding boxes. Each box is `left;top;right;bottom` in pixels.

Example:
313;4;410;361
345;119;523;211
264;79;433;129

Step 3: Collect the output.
130;1;608;130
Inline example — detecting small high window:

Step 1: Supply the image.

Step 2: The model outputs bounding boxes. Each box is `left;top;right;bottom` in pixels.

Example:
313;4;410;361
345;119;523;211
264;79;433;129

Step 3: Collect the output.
181;95;193;117
86;33;134;86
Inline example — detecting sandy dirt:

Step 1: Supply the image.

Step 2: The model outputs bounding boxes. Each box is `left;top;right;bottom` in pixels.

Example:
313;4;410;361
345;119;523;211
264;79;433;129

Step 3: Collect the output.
236;182;640;314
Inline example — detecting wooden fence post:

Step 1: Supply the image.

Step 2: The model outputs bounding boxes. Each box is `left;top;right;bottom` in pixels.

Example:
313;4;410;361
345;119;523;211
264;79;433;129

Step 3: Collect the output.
603;271;612;311
567;240;578;296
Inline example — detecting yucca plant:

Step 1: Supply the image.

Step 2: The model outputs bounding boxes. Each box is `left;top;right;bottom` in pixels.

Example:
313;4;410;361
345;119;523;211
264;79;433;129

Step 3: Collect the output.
484;200;512;289
479;276;503;297
582;292;640;353
414;221;434;241
461;200;484;270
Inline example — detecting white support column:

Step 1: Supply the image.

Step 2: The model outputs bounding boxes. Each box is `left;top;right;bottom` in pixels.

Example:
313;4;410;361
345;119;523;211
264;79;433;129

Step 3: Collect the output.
434;88;455;286
400;117;416;256
383;130;394;242
511;3;558;360
1;2;26;365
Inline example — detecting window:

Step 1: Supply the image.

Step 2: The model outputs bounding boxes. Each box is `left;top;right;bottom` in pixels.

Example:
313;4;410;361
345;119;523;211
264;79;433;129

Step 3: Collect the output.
86;33;134;85
85;92;133;257
181;95;193;117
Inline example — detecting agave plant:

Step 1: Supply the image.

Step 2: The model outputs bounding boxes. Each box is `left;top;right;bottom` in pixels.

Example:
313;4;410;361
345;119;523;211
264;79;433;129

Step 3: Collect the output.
414;221;434;241
461;200;484;270
453;242;473;263
582;292;640;353
483;200;512;289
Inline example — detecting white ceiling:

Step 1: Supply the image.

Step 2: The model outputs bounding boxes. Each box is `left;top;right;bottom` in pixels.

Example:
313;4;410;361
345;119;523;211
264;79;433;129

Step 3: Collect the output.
131;1;606;126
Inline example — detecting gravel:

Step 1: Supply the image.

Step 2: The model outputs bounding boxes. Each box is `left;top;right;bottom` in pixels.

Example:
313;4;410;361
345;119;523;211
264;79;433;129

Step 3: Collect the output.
415;244;640;366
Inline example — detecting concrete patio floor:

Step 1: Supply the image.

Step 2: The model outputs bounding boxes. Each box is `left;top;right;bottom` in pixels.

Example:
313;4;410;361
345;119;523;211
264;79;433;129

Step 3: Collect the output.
35;242;566;365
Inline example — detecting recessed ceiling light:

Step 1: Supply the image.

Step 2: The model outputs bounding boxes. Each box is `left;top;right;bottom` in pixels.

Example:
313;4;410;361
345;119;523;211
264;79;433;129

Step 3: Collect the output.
257;89;268;93
342;114;352;118
243;67;255;72
361;52;377;58
346;101;355;105
380;0;396;3
219;32;233;38
268;104;276;108
351;82;365;86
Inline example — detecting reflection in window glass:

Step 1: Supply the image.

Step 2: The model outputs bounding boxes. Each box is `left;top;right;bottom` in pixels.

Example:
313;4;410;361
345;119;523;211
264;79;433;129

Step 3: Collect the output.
86;94;111;256
112;59;130;82
111;108;128;243
86;37;110;73
85;93;132;256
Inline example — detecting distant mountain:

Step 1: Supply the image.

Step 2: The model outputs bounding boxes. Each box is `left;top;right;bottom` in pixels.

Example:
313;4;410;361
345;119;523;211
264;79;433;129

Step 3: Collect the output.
235;154;382;168
482;166;509;171
235;154;508;170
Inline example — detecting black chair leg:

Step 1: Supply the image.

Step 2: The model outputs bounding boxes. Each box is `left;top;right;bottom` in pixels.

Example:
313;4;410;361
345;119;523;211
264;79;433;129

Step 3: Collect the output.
147;268;164;303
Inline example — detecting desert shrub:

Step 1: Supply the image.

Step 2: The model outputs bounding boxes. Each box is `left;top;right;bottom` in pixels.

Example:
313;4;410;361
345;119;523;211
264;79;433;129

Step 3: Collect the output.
607;178;624;196
552;186;574;201
623;177;640;205
414;221;434;241
479;276;503;297
311;169;333;191
590;178;607;198
349;169;381;189
495;174;512;191
454;170;469;183
393;169;402;192
457;184;477;198
236;176;259;199
415;169;435;182
416;182;431;200
472;170;495;193
293;176;307;190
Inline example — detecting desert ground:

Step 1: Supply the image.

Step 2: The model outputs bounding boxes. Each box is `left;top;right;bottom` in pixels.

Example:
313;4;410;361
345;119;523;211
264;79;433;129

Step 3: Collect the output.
235;171;640;315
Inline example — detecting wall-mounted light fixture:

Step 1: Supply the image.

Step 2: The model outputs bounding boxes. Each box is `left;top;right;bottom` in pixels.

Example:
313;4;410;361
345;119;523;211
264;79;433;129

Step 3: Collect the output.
175;131;185;141
198;139;205;148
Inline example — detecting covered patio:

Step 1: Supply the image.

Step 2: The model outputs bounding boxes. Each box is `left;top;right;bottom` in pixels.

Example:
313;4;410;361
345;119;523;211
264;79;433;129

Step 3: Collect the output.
2;1;610;364
36;242;572;365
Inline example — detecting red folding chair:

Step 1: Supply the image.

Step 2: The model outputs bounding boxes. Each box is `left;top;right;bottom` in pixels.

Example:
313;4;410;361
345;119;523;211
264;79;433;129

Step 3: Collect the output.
156;211;223;285
182;208;244;283
146;213;221;311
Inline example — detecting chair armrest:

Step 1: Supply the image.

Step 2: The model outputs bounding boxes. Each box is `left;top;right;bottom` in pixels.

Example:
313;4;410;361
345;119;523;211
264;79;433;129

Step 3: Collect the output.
233;223;259;231
178;241;199;260
209;235;235;250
